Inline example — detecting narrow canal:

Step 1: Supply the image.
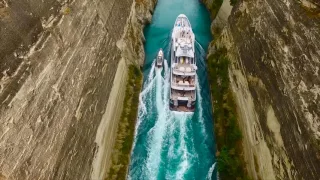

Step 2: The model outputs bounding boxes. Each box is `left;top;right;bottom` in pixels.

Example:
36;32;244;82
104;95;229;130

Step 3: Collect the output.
128;0;216;179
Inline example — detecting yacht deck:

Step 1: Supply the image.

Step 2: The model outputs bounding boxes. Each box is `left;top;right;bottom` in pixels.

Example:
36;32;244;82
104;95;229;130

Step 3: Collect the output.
170;105;195;112
171;75;195;88
172;64;196;75
175;16;191;28
171;89;196;101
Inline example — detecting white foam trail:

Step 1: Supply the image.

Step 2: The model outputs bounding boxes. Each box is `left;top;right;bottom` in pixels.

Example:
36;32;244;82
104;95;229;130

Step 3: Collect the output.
138;63;157;120
195;40;206;56
145;69;170;179
163;60;169;79
132;62;157;154
135;94;146;138
145;59;171;179
147;61;156;84
144;61;158;120
196;75;207;137
165;119;177;180
128;62;158;180
139;78;155;117
138;60;157;121
163;60;170;103
167;118;177;159
166;38;172;57
155;70;164;110
141;76;156;97
175;114;192;179
207;162;216;180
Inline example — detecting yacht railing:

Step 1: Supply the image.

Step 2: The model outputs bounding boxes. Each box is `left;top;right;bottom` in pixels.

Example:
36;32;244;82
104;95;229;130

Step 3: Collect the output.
171;81;195;88
171;90;196;101
173;64;196;73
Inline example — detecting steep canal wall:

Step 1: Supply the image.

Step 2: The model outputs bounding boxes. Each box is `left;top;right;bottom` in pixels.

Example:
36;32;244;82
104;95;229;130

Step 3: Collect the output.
204;0;320;179
0;0;155;179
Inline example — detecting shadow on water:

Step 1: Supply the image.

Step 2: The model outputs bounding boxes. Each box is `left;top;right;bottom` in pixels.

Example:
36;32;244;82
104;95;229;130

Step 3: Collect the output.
129;0;216;179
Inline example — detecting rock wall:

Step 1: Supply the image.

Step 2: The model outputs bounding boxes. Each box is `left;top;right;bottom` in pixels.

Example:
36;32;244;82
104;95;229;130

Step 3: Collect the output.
205;0;320;179
0;0;156;179
92;0;156;179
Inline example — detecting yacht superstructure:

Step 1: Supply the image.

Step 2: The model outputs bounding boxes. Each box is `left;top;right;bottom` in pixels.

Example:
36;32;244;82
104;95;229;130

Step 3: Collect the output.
169;14;197;112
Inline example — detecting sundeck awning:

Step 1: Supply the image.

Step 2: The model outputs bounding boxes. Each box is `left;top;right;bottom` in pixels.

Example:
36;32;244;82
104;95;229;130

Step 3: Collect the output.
176;45;194;58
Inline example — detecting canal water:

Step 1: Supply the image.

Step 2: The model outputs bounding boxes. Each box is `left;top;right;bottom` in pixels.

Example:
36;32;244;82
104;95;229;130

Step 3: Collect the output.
128;0;216;179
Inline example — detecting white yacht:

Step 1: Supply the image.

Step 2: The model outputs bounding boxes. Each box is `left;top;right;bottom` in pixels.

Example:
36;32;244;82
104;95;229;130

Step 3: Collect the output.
169;14;197;112
155;48;164;68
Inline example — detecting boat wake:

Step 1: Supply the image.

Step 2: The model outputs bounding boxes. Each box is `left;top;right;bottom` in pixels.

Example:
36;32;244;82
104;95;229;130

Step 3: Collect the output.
129;41;216;180
207;162;217;180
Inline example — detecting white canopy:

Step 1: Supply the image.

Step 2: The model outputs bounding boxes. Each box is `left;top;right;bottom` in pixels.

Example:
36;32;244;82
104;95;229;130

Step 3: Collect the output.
176;44;194;58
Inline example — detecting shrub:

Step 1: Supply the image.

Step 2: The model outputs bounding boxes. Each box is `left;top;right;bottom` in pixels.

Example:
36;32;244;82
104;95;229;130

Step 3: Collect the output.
107;65;143;180
230;0;237;6
207;47;249;179
210;0;224;18
63;7;71;15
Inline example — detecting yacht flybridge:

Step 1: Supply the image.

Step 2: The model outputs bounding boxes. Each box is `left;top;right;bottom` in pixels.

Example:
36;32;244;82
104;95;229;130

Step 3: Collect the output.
169;14;197;112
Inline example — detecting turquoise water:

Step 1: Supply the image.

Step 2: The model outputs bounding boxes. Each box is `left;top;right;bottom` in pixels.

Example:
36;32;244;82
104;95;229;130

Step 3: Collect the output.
128;0;215;179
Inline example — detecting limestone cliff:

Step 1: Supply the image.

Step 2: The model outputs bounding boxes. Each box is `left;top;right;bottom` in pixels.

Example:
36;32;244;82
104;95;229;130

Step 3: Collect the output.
0;0;155;179
205;0;320;179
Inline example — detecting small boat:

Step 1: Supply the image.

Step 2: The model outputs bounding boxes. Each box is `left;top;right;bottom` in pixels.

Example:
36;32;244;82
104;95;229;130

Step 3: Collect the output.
156;49;164;68
169;14;197;112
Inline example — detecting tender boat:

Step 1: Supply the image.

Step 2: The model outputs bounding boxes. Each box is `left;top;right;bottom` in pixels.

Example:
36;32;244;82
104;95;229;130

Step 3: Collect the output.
156;48;164;68
169;14;197;112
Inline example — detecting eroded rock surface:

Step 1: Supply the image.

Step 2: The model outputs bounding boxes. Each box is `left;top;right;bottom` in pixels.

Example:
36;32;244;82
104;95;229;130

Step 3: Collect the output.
0;0;155;179
206;0;320;179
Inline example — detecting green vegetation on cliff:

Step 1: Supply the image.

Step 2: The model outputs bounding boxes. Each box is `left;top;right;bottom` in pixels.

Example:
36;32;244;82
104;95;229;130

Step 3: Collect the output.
204;0;246;178
107;65;142;180
207;0;223;18
205;0;237;18
230;0;237;6
207;47;248;179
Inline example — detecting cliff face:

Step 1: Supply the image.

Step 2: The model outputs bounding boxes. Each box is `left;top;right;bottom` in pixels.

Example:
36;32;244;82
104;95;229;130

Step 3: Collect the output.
205;0;320;179
0;0;155;179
